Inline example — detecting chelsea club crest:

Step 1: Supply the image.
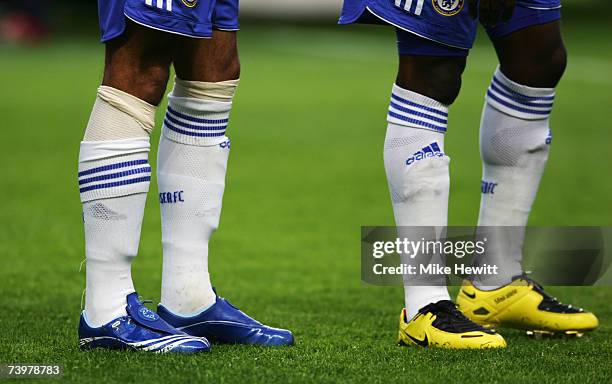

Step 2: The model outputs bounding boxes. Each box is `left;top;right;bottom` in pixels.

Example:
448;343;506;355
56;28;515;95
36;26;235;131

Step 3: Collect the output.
181;0;197;8
432;0;464;16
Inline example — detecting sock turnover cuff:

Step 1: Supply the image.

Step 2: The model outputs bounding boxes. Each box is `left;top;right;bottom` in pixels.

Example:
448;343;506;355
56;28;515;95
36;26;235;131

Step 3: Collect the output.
78;138;151;202
486;67;556;121
388;84;449;133
162;95;232;146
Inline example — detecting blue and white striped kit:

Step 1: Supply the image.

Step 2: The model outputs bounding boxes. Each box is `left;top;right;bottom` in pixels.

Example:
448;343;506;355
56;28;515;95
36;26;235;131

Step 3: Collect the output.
387;84;448;133
78;138;151;202
486;68;555;120
163;96;232;146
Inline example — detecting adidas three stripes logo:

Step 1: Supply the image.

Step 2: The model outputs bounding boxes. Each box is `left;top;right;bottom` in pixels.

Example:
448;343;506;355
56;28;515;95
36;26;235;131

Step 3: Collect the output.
406;142;445;165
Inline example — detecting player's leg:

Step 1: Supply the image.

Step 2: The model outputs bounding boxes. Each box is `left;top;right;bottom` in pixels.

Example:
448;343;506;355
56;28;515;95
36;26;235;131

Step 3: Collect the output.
157;30;238;316
78;21;209;353
80;22;171;328
390;37;466;319
458;11;598;335
101;23;175;105
472;21;565;290
154;30;293;346
387;31;505;349
493;21;567;89
338;0;508;347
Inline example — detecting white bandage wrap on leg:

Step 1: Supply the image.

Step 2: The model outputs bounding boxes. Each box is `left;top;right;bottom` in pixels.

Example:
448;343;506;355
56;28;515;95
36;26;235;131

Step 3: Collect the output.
79;87;156;327
384;84;451;320
172;77;239;101
158;78;236;316
84;86;156;140
474;68;555;289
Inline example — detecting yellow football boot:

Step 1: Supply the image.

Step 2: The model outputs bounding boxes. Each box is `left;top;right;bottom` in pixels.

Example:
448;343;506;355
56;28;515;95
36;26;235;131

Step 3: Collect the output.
457;276;599;336
397;300;506;349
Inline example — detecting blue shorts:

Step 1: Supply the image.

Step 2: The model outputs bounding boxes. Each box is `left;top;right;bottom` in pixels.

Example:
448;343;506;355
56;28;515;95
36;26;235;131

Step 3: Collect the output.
339;0;561;56
98;0;239;42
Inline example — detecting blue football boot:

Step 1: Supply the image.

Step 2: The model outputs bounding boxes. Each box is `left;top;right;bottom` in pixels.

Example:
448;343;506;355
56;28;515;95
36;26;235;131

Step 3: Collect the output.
157;291;294;347
79;292;210;353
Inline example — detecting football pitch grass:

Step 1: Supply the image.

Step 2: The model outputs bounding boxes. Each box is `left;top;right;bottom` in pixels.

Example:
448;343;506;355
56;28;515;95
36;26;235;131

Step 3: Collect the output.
1;20;611;383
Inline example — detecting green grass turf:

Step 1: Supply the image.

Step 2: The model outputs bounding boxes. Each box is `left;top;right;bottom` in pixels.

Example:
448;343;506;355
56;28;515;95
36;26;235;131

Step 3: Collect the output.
1;18;611;383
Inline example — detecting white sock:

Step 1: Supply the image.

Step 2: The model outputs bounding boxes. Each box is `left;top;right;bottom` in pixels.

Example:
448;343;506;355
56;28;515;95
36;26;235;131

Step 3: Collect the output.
385;84;451;320
473;68;555;289
80;87;155;327
158;78;237;316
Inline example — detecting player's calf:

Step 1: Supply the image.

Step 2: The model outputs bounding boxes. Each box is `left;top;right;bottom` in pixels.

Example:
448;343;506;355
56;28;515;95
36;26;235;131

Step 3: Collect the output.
156;50;293;346
157;76;237;316
390;33;469;321
385;83;454;319
474;67;556;288
79;85;156;328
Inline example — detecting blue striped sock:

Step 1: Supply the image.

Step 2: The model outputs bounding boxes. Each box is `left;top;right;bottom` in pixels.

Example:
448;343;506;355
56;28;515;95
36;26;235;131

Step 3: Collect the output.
162;95;232;146
78;137;151;327
474;68;555;288
384;84;452;319
158;94;232;315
